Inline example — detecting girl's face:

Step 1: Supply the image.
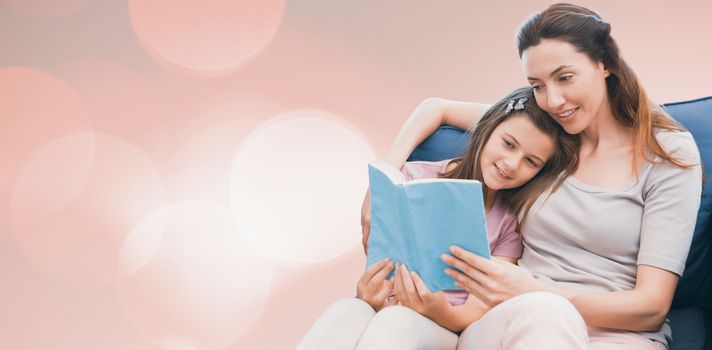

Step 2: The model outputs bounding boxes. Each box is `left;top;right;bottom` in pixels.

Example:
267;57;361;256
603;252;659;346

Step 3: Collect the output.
521;39;610;135
479;114;555;191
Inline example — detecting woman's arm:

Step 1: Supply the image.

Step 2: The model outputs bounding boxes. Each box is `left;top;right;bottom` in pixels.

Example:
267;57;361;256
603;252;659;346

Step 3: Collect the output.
443;248;679;332
560;135;701;331
393;264;489;333
397;257;516;332
434;257;515;331
383;98;491;168
565;265;677;331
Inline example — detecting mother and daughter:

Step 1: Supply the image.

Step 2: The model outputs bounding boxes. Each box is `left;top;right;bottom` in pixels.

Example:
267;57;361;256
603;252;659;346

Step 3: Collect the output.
298;3;701;349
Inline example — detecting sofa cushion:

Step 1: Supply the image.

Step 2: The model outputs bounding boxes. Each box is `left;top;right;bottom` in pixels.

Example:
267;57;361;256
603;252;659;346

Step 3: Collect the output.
668;307;706;350
662;97;712;309
407;125;470;162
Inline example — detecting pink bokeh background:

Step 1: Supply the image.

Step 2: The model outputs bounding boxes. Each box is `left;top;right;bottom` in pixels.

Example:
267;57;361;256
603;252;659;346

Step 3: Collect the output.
0;0;710;349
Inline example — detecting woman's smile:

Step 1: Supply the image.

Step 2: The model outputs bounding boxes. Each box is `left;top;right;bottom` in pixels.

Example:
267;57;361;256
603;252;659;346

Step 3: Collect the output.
555;107;579;120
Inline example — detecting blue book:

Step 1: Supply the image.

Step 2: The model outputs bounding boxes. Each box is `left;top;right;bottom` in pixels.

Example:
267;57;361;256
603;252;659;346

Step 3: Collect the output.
366;162;491;292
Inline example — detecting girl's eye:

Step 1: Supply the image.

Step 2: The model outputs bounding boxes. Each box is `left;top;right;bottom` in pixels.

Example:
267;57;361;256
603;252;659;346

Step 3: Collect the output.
531;84;543;92
559;75;573;82
504;140;515;149
527;158;540;168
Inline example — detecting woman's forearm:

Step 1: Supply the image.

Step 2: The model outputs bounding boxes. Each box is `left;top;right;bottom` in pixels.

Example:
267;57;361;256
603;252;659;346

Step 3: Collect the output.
383;98;448;167
539;275;673;332
383;98;489;167
568;289;669;332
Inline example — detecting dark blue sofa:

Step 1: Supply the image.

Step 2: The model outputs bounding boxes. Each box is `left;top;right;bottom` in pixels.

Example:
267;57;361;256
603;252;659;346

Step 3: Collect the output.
408;97;712;350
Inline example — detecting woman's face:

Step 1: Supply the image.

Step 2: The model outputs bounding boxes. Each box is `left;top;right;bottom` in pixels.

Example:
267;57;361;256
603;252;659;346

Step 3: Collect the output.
478;114;555;192
521;39;610;135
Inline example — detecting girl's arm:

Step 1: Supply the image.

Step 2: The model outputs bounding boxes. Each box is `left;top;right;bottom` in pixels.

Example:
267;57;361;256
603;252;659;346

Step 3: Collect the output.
428;294;489;333
383;98;491;168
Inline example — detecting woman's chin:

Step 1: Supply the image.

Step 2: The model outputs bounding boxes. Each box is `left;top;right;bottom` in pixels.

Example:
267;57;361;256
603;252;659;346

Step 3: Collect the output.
559;122;586;135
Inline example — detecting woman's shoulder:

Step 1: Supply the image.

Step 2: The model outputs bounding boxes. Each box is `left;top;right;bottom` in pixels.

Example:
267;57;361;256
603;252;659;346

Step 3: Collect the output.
653;129;700;163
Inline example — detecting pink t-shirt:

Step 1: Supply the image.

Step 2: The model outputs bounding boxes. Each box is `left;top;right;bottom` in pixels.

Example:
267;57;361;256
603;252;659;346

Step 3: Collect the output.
400;159;523;306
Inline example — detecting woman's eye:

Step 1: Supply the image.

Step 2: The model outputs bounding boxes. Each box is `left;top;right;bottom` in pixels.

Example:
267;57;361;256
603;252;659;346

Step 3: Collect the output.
559;75;573;82
504;140;514;149
527;158;539;167
531;84;543;92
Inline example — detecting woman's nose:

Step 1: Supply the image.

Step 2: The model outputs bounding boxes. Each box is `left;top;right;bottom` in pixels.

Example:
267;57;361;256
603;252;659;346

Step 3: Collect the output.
547;86;565;109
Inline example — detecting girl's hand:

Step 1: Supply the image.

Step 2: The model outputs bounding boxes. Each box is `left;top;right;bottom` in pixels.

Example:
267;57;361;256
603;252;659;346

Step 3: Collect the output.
357;258;397;311
394;264;451;320
441;246;543;307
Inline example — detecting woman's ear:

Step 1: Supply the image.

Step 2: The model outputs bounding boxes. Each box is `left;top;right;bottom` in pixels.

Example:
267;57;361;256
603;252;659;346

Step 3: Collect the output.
598;61;611;78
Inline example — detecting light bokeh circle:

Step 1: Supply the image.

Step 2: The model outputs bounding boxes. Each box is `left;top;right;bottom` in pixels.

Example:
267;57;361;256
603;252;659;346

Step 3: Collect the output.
54;58;168;162
118;200;272;349
128;0;285;76
0;67;91;224
11;132;165;286
0;0;92;16
158;88;284;202
230;110;375;266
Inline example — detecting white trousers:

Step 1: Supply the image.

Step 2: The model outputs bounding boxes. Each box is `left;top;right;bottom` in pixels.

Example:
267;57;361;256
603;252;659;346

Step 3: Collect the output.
296;298;457;350
297;292;667;350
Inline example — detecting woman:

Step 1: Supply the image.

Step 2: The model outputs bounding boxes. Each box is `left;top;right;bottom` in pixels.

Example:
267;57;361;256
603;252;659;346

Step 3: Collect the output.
361;3;702;349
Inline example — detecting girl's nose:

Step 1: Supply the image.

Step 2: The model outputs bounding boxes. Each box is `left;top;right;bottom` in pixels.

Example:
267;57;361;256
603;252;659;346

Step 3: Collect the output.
503;156;520;173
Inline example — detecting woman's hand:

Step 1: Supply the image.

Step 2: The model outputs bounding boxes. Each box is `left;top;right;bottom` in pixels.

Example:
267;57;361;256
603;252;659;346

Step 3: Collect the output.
360;188;371;255
441;246;543;307
357;258;397;311
394;264;451;320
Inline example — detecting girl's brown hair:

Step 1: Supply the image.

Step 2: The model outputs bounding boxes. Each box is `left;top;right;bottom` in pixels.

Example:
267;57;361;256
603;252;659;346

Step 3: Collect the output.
516;3;691;171
442;87;579;228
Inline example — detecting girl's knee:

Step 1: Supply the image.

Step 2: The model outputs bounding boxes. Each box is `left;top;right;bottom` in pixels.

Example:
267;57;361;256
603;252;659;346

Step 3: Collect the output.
369;305;423;331
372;305;419;321
358;306;456;349
328;298;373;313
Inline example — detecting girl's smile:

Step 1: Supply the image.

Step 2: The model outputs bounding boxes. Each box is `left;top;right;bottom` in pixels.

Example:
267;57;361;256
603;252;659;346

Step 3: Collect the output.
479;114;555;192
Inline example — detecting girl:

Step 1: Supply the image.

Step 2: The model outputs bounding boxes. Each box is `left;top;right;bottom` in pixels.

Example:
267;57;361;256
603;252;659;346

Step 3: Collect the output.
297;86;578;349
363;3;702;349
